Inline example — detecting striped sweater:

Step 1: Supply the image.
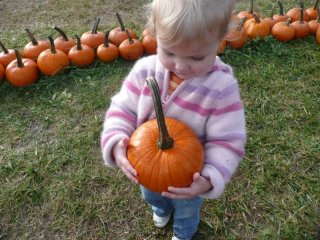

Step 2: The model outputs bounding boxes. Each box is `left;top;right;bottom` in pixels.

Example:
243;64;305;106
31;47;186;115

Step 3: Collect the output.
101;55;246;199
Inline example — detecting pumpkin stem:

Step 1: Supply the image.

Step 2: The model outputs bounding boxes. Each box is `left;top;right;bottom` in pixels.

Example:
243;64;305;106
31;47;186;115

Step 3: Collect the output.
253;14;260;23
0;40;9;54
116;13;126;31
53;26;69;41
299;0;305;10
125;29;134;44
314;0;319;10
103;31;110;47
14;49;24;68
25;29;39;46
249;0;254;14
146;77;174;150
285;18;292;26
75;34;83;51
91;17;100;34
277;0;285;16
237;17;247;31
299;8;304;23
48;36;57;54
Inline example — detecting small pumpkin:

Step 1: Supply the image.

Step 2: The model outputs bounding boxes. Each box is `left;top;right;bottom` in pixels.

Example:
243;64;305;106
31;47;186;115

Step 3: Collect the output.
109;13;138;47
271;18;295;42
306;0;319;20
0;62;4;82
308;8;320;35
53;26;76;54
127;77;204;193
286;0;310;22
272;0;289;23
6;49;39;87
37;36;70;76
292;8;310;39
237;0;259;19
226;17;248;49
80;18;105;50
243;14;270;39
141;30;157;55
68;34;95;67
23;29;50;61
97;31;119;63
119;30;143;61
0;40;16;68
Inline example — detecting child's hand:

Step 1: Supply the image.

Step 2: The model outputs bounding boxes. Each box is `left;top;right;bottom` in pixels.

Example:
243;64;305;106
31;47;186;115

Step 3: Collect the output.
161;173;212;199
113;138;139;184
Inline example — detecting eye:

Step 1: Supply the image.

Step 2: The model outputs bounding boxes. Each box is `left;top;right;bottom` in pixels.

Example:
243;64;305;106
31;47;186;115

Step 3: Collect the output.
191;56;205;61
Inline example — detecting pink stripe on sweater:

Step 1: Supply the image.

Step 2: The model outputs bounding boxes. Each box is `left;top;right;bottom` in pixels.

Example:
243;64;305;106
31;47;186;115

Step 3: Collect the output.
106;111;136;125
124;80;141;96
101;131;122;149
209;141;245;157
174;97;243;116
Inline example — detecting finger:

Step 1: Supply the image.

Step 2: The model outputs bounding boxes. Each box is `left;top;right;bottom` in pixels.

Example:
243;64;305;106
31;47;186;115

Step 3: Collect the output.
122;168;139;184
162;191;192;199
193;172;201;180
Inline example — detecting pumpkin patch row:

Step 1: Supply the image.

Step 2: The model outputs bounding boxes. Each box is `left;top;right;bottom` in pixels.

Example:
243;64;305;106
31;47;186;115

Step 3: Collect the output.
0;13;157;87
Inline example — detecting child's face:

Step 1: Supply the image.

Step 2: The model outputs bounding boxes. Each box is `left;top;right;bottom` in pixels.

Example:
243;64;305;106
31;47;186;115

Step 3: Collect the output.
157;33;219;80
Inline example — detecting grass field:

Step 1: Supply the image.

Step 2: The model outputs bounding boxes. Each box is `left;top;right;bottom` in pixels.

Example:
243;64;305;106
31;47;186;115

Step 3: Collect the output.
0;0;319;239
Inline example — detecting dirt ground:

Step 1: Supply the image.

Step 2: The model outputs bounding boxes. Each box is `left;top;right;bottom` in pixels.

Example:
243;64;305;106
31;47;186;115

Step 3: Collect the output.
0;0;150;34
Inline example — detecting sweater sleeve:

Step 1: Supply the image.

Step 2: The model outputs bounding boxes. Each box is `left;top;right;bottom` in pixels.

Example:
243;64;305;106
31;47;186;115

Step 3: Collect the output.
100;62;146;167
200;78;246;199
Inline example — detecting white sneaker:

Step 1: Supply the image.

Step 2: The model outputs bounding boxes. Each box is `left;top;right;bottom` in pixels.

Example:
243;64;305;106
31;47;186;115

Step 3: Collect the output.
153;212;171;228
171;236;182;240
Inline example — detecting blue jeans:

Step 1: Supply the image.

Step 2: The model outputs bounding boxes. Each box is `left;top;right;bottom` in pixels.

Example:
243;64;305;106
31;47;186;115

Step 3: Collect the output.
140;185;202;240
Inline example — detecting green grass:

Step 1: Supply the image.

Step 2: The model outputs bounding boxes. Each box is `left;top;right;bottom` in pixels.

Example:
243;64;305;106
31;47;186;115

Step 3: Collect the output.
1;0;320;239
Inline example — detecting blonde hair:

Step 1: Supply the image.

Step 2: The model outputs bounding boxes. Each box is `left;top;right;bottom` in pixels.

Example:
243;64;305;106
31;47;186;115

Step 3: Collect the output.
147;0;234;47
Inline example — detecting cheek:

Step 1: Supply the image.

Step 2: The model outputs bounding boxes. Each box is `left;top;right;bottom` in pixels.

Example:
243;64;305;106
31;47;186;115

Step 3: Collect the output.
158;53;174;70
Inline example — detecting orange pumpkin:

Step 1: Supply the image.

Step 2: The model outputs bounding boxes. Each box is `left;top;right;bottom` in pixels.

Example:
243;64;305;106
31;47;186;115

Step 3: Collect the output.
80;18;105;50
286;0;310;22
119;30;143;61
0;40;16;68
316;25;320;43
6;49;39;87
217;38;227;55
292;8;310;39
306;0;319;20
23;29;50;61
225;17;248;49
127;77;204;193
308;9;320;35
109;13;138;47
0;62;4;82
243;14;270;39
142;31;157;55
237;0;259;19
68;34;95;67
53;26;76;54
271;18;295;42
37;36;70;76
97;31;119;63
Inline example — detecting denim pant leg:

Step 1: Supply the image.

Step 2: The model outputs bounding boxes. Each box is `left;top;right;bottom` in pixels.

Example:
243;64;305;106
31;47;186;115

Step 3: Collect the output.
172;197;202;240
140;185;173;217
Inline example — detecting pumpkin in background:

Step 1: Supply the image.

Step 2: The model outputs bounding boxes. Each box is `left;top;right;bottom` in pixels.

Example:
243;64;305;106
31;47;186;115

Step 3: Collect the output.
53;26;76;54
243;14;270;39
68;34;95;67
316;25;320;43
225;17;248;49
142;29;157;55
0;40;16;68
286;0;310;22
292;8;310;39
37;36;70;76
273;0;289;22
0;62;4;82
237;0;259;19
119;30;143;61
80;18;105;50
6;49;39;87
109;13;138;47
23;29;50;61
217;38;227;55
97;31;119;63
308;9;320;35
306;0;319;20
127;77;204;193
271;18;295;42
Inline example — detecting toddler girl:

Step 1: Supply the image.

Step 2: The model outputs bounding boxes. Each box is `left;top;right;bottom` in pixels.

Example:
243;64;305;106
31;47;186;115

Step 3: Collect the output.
101;0;246;239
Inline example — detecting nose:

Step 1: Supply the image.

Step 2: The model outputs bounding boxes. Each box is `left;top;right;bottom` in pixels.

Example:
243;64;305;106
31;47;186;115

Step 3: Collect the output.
174;58;189;73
